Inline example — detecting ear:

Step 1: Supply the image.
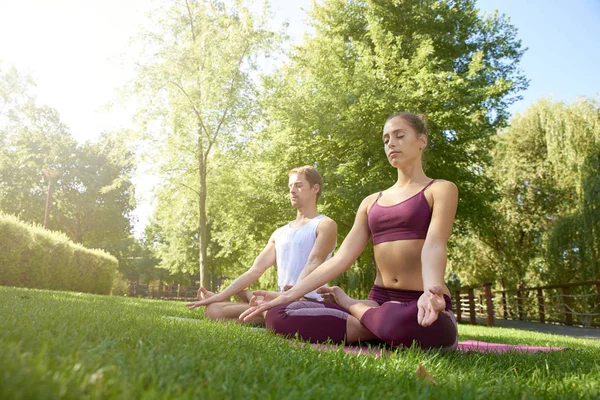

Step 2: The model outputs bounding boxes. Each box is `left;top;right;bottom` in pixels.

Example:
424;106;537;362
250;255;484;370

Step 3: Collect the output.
312;184;320;195
419;135;428;150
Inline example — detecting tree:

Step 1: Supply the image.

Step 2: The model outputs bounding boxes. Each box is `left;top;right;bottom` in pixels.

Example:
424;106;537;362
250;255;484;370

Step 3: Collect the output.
53;131;136;247
0;67;138;272
453;98;600;288
132;0;280;289
0;63;35;125
250;0;527;295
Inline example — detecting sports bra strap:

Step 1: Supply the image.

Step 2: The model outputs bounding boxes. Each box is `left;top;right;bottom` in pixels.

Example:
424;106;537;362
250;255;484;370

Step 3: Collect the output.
369;192;383;212
423;179;436;190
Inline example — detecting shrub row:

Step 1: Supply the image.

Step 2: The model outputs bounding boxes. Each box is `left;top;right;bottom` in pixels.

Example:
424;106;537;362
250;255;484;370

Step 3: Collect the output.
0;213;117;294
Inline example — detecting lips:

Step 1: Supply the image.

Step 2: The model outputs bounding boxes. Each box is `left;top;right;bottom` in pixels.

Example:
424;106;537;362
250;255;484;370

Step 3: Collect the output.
388;151;400;157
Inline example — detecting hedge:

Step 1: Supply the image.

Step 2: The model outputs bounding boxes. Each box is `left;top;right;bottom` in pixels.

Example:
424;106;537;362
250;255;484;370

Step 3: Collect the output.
0;213;117;294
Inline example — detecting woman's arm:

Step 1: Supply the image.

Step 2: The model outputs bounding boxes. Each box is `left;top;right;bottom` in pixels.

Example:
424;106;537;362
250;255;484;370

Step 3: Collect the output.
239;195;375;321
418;180;458;326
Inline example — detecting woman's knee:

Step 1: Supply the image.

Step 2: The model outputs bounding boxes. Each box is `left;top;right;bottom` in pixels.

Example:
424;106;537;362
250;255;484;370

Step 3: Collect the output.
360;302;415;346
264;303;291;333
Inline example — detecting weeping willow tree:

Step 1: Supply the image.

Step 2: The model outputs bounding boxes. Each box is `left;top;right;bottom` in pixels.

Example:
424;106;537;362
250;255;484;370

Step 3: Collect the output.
480;98;600;288
541;99;600;282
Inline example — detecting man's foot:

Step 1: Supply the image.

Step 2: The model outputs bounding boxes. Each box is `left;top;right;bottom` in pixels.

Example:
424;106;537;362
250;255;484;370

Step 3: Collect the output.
197;287;216;301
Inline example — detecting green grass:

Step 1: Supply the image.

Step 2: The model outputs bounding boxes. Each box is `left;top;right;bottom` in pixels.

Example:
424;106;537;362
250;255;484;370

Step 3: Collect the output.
1;286;599;399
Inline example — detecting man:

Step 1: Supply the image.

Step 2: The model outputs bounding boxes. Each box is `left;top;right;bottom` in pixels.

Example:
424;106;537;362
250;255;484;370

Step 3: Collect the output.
186;166;337;325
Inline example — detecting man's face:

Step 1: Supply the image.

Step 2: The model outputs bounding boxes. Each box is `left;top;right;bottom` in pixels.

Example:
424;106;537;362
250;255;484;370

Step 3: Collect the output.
288;173;317;208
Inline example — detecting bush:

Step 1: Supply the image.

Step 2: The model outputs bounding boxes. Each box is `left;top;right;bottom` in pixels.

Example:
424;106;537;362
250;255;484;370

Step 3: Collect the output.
0;213;117;294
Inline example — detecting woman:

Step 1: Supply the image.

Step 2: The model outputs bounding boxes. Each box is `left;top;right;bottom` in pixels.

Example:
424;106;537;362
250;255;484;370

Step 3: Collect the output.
240;112;459;349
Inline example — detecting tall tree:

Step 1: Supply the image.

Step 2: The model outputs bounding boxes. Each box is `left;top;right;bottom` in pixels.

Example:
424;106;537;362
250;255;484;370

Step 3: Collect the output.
252;0;527;295
132;0;280;289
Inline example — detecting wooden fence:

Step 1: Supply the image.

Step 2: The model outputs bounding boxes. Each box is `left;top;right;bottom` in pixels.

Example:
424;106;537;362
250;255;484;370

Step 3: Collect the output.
454;280;600;328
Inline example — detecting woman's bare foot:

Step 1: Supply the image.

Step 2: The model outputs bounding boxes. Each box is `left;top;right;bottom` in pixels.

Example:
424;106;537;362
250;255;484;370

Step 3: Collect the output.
197;287;215;301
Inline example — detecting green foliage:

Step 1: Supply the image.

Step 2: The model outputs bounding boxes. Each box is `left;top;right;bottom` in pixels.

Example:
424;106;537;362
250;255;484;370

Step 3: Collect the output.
247;0;526;296
0;214;117;294
132;0;282;288
452;98;600;288
2;286;600;399
0;65;138;276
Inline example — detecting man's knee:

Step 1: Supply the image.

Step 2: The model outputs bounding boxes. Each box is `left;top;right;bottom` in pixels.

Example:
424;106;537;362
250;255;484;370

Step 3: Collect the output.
205;303;224;320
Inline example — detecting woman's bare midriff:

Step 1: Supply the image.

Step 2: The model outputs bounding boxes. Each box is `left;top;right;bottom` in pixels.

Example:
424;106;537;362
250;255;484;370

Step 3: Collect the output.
373;239;450;296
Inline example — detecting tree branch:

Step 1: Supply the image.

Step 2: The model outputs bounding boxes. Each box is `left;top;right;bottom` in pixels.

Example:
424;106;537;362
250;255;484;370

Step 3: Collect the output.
185;0;197;42
206;40;253;156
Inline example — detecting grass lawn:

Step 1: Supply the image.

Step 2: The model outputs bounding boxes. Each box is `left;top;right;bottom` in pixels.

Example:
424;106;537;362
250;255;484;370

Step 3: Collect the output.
1;286;599;399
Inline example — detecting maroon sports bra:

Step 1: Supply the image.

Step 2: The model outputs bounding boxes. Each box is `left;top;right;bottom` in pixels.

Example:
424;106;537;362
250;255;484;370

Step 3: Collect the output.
367;180;435;245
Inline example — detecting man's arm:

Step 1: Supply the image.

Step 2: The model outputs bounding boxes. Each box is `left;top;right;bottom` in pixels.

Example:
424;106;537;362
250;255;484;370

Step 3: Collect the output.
296;217;337;283
186;230;278;309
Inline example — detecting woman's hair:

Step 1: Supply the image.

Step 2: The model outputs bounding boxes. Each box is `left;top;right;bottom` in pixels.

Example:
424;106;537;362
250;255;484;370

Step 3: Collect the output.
288;165;322;199
385;112;428;136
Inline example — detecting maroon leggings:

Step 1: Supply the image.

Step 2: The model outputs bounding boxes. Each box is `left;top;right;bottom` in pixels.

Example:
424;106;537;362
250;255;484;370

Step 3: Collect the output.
264;285;458;349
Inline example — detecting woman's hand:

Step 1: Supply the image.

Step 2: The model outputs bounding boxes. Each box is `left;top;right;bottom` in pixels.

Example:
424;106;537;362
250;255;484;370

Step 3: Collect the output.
248;290;283;306
239;291;292;321
417;286;446;327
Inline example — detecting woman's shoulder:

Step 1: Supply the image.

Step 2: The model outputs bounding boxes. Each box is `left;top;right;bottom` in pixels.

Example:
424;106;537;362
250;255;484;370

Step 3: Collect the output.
357;192;382;213
428;179;458;207
430;179;458;194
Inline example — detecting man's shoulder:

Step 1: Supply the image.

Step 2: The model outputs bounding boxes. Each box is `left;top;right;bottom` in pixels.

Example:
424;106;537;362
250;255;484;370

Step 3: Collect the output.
316;215;337;233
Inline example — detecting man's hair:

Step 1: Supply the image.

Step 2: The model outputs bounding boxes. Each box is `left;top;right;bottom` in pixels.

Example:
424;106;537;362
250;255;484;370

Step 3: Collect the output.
288;165;322;200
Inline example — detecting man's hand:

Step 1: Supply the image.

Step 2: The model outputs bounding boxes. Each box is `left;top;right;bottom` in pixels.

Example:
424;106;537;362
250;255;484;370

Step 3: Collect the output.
417;286;447;327
197;287;215;301
239;290;291;321
186;287;218;310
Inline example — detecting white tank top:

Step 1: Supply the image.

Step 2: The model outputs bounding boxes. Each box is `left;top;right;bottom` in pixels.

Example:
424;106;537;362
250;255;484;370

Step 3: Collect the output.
275;214;333;300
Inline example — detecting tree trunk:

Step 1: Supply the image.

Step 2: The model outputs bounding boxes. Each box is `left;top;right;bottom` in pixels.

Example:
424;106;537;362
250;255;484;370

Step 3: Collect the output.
198;138;210;290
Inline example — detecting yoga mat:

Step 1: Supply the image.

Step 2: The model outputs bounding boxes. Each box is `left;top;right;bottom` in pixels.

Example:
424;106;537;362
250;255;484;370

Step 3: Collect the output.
311;340;565;356
456;340;565;353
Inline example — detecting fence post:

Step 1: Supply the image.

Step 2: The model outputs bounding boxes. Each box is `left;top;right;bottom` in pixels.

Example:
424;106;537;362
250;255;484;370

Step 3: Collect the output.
501;290;508;319
563;286;573;326
537;288;545;324
596;282;600;311
484;283;495;326
517;289;524;320
455;290;462;323
468;288;476;325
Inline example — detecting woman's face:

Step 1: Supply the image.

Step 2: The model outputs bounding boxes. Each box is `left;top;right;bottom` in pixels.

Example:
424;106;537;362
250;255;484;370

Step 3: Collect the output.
382;116;427;167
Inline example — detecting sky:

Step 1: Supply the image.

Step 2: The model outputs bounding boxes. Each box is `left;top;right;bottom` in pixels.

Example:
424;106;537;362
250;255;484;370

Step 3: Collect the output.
1;0;599;236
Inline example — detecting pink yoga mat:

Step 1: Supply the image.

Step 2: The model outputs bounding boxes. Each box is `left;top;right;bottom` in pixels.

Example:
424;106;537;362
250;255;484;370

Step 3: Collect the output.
456;340;565;353
311;340;565;356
